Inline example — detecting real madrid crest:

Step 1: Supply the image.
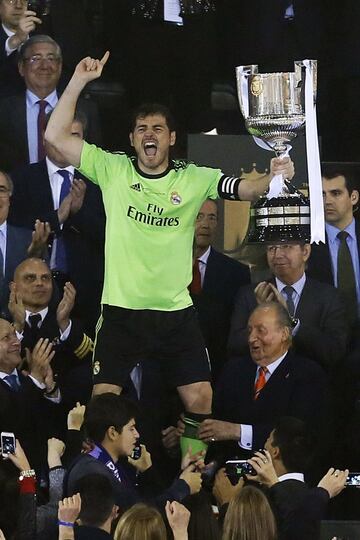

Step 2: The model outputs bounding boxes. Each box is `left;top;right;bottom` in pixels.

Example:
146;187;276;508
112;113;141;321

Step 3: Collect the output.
170;191;182;205
250;75;263;97
93;361;101;375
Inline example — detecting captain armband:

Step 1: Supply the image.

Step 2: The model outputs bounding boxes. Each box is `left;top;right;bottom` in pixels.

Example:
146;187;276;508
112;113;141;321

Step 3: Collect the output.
217;175;242;200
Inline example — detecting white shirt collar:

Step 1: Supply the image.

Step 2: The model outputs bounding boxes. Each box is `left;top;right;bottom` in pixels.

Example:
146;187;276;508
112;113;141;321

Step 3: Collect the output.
26;88;58;108
279;472;305;482
260;351;288;376
0;221;7;235
198;246;211;265
0;367;18;380
1;23;14;38
46;157;75;177
275;273;306;298
25;307;49;325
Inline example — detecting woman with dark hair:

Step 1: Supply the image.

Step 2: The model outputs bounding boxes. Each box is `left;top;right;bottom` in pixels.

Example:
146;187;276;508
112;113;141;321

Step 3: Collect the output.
183;491;220;540
222;485;277;540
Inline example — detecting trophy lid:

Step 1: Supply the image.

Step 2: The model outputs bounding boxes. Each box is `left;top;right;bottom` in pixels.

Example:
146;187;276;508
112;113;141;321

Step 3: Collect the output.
246;189;310;244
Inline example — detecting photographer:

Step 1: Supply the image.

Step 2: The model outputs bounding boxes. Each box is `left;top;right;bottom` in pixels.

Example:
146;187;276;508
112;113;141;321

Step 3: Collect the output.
0;0;41;97
65;393;203;512
248;417;348;540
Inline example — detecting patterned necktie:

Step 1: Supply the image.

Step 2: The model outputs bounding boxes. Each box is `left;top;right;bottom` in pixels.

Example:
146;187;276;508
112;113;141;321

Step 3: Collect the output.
37;100;48;161
283;285;295;316
55;170;72;272
254;366;268;400
189;259;202;295
4;373;20;392
337;230;357;323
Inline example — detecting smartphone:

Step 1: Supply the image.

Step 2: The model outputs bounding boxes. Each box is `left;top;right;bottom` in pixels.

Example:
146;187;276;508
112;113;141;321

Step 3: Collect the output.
1;432;16;456
345;472;360;487
131;442;142;460
225;459;256;485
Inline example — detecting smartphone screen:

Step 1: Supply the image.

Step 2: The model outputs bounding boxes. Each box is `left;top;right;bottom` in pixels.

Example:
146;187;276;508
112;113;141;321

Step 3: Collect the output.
1;432;15;455
346;473;360;487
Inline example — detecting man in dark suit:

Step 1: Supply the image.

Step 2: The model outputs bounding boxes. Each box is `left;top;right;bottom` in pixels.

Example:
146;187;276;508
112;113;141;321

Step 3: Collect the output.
8;113;105;335
198;303;328;460
0;317;62;473
307;164;360;333
0;33;101;171
0;0;41;98
228;241;348;372
9;257;93;407
249;417;348;540
0;168;49;317
191;199;251;381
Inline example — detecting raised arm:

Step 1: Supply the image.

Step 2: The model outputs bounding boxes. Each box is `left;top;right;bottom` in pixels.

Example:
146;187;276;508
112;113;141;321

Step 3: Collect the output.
238;157;294;201
45;52;110;168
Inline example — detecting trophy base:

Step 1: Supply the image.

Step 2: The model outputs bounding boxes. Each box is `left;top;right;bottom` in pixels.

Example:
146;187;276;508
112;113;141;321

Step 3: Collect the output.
246;193;310;244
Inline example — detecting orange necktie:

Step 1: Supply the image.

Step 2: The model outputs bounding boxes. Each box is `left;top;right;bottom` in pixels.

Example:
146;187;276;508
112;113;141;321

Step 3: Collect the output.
254;366;268;400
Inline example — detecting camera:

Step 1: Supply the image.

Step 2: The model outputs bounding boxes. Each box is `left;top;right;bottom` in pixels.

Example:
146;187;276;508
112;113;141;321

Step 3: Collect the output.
27;0;51;18
225;459;256;485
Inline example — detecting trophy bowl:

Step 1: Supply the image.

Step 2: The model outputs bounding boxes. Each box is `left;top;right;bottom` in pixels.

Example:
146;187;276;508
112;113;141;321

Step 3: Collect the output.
236;61;316;243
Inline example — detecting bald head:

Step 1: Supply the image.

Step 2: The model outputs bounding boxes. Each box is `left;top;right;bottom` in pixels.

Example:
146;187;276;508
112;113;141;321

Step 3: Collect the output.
12;258;53;312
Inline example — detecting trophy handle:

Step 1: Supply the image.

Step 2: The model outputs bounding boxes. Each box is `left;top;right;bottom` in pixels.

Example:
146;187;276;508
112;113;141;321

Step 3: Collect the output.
235;64;258;119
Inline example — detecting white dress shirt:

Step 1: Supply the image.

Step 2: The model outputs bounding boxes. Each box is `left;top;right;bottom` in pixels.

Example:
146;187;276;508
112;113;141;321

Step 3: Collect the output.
0;221;7;275
26;89;58;163
239;352;288;450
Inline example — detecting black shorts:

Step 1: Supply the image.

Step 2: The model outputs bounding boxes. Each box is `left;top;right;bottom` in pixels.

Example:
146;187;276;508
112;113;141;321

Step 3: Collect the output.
92;305;211;388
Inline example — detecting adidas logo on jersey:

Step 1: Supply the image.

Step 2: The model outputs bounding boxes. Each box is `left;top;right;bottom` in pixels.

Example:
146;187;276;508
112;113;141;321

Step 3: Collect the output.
130;183;142;192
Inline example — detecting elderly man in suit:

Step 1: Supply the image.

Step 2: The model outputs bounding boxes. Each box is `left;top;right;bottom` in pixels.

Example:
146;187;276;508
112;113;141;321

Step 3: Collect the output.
8;112;105;335
190;198;250;381
0;317;62;473
0;33;101;171
0;168;49;317
228;240;348;372
198;302;328;460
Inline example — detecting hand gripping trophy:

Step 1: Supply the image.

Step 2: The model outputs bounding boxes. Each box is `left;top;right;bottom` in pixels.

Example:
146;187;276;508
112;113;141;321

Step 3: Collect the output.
236;60;325;244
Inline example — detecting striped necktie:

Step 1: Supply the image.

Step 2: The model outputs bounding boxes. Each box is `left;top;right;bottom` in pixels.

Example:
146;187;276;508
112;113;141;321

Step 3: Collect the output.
254;366;268;400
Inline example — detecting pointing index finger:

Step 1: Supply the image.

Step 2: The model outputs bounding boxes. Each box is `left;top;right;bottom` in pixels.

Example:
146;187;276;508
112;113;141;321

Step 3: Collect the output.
100;51;110;66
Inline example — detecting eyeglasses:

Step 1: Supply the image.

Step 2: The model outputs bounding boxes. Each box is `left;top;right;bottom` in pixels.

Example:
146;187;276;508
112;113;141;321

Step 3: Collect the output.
266;244;298;253
4;0;27;5
23;54;61;66
0;187;10;198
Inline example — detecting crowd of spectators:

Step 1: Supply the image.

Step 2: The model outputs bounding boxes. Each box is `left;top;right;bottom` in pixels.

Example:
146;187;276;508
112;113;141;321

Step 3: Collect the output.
1;2;360;540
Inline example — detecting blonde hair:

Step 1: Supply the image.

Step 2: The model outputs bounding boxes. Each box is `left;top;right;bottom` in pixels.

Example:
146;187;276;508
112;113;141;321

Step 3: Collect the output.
222;485;277;540
114;503;167;540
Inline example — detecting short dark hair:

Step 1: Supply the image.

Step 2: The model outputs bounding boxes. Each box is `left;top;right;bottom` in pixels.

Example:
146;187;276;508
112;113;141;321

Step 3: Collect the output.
321;162;360;196
271;416;314;472
130;103;176;133
76;474;115;527
18;34;62;63
44;108;88;136
84;393;139;443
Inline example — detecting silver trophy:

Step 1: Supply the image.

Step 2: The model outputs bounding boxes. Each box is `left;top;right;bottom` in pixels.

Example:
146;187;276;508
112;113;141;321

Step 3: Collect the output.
236;60;317;243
